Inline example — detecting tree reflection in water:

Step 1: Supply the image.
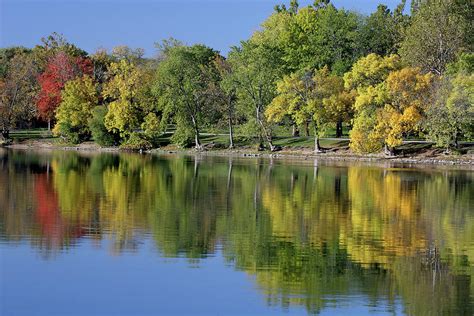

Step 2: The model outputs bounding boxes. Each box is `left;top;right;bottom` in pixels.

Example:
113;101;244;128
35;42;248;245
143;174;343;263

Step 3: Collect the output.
1;149;473;315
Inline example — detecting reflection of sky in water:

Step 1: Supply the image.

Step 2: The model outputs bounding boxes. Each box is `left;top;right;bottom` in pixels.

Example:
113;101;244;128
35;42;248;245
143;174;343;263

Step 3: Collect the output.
2;239;403;316
1;150;473;315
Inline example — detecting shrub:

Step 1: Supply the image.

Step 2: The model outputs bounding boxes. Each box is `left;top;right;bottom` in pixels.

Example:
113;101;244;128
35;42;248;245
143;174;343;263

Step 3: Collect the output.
120;132;153;151
88;106;121;146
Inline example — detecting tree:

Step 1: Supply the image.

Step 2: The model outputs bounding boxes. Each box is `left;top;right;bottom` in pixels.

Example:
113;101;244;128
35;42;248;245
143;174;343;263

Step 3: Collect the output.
32;32;87;70
154;44;218;149
88;106;120;146
37;51;93;130
228;41;283;151
283;3;360;74
103;59;153;139
426;55;474;150
266;67;345;152
111;45;145;64
358;2;409;56
323;88;355;138
211;56;238;149
0;46;31;78
53;75;98;143
349;65;435;154
400;0;471;75
371;67;435;154
0;53;38;139
344;54;402;153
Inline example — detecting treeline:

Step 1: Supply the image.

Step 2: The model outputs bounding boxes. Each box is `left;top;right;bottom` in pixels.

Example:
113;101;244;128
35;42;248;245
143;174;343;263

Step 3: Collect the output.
0;0;473;154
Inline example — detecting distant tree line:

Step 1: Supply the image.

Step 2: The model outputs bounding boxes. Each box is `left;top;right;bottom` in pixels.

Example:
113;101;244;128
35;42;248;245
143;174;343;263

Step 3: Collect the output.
0;0;472;154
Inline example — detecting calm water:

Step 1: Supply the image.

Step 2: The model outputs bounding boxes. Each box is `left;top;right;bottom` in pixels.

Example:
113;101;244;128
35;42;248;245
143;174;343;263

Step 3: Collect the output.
1;149;473;315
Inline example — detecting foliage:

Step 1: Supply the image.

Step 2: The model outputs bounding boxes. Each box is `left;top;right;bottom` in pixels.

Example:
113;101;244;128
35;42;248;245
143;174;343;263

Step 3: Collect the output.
141;112;161;141
119;132;153;151
111;45;144;63
426;72;474;149
153;44;218;149
210;56;238;148
400;0;472;75
0;52;38;137
0;46;31;78
37;51;93;124
228;41;284;150
53;75;98;143
345;54;403;153
88;106;120;146
31;32;88;70
103;59;154;139
261;2;361;74
266;67;346;151
358;2;409;56
344;53;401;91
351;67;435;153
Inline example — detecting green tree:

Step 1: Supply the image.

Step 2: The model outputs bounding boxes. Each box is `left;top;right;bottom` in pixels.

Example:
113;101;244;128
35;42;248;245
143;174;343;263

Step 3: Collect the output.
400;0;472;75
88;106;120;146
154;44;219;149
53;75;98;143
228;41;284;151
358;2;409;56
272;2;361;74
426;64;474;150
211;56;238;148
266;67;344;152
0;46;31;78
0;53;38;140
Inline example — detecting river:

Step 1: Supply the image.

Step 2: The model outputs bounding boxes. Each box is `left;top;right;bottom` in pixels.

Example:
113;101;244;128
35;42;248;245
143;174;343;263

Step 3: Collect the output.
1;149;473;315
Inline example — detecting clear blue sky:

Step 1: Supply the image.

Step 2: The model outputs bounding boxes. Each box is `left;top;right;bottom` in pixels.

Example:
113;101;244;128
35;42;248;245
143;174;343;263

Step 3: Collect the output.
1;0;403;56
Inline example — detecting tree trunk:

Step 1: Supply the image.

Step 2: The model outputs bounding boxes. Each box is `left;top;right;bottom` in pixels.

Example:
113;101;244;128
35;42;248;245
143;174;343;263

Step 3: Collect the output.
256;108;276;151
292;123;300;137
191;116;202;150
47;120;51;132
305;121;310;137
335;120;343;138
453;134;460;149
314;135;323;153
313;123;323;153
194;132;202;150
1;128;9;140
228;117;234;149
384;144;395;156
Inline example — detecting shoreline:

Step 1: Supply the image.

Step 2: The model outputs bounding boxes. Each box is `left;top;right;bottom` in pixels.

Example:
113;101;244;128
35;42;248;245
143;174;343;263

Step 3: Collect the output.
4;139;474;169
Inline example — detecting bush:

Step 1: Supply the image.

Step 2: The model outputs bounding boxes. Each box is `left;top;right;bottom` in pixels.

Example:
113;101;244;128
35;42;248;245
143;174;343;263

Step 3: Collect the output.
120;132;153;151
88;107;121;146
53;121;86;144
171;125;194;148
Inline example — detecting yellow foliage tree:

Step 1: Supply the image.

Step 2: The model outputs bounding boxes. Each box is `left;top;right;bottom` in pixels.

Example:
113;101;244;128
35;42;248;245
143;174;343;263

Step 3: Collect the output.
373;68;435;152
53;75;97;143
103;60;148;138
266;67;349;152
346;54;434;154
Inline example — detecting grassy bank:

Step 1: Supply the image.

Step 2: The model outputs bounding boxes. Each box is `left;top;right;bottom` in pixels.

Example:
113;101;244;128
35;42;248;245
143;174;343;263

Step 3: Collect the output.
4;129;474;166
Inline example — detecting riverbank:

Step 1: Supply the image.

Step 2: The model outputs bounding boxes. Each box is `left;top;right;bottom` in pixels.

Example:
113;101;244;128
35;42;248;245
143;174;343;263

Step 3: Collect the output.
5;138;474;167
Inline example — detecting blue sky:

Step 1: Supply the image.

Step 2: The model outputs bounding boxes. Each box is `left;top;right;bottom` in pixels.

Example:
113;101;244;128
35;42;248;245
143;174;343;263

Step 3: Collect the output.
1;0;403;56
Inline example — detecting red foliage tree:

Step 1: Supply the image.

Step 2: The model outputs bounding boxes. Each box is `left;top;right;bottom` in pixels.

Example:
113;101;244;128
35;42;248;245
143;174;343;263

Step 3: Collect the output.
36;51;93;128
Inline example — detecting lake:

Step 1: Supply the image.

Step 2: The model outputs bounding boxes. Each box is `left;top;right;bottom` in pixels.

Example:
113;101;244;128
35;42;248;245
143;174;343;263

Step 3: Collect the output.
1;149;473;315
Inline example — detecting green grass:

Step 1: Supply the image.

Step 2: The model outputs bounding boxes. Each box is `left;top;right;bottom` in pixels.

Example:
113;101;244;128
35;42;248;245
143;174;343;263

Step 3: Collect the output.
9;128;53;140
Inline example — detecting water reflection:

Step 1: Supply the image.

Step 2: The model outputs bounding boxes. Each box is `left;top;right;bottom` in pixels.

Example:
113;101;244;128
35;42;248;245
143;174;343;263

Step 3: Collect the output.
1;149;473;315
